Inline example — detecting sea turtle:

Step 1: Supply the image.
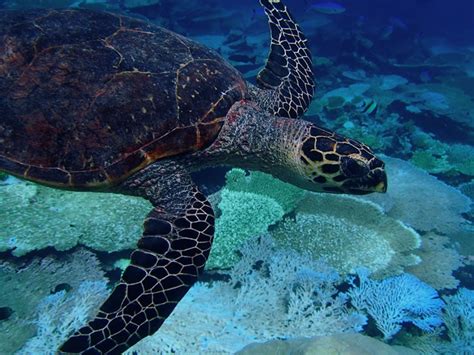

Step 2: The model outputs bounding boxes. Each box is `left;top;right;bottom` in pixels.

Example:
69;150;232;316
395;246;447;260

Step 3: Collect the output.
0;0;387;353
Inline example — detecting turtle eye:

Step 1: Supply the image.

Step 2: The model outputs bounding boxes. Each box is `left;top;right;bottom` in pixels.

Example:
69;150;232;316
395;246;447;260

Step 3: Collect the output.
341;157;369;178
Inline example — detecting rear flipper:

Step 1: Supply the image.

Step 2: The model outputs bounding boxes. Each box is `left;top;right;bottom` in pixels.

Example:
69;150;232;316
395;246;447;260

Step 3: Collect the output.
60;187;214;354
251;0;315;119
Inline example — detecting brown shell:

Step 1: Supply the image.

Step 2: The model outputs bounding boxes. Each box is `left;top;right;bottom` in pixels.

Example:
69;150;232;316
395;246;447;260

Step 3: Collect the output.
0;9;247;188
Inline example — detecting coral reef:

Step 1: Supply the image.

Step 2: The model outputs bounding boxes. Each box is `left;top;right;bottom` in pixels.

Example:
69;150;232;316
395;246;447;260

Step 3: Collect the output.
272;193;421;277
459;181;474;201
207;188;284;269
5;0;76;8
223;169;305;213
404;83;474;130
440;288;474;353
0;179;151;256
123;0;161;9
406;233;464;290
206;169;304;269
398;287;474;354
362;156;471;235
347;269;444;340
409;129;474;176
237;334;418;355
19;281;109;354
128;235;366;353
0;249;106;354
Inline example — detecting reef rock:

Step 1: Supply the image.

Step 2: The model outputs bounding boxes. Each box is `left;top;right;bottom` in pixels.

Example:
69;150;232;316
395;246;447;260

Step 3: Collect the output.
237;333;417;355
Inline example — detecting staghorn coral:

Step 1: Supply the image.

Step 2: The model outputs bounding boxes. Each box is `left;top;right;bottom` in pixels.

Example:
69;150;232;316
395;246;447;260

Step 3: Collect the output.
0;249;107;354
0;179;151;256
271;193;421;277
440;288;474;353
397;288;474;354
362;156;471;235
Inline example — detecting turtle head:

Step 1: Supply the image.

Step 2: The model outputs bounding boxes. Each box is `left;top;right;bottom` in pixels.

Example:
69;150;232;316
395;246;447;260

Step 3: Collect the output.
296;125;387;195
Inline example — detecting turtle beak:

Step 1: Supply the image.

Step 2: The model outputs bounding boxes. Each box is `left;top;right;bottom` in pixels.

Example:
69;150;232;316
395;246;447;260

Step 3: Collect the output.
373;168;387;193
341;165;387;195
374;177;387;193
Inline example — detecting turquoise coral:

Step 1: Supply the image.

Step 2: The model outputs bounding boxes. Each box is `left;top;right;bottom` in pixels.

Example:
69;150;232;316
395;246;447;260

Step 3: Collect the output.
206;169;305;269
0;179;151;256
129;235;367;354
207;188;284;269
224;168;305;213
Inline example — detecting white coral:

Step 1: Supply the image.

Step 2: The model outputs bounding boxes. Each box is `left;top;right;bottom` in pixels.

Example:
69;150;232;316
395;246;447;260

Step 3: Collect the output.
129;236;366;354
272;193;421;277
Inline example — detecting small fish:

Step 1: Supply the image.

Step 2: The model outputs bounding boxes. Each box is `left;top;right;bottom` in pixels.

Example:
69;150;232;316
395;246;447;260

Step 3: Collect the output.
357;98;378;115
228;54;257;64
307;1;346;15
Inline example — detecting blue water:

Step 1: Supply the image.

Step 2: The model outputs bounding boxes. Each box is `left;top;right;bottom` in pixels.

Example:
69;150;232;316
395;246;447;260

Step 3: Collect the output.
0;0;473;354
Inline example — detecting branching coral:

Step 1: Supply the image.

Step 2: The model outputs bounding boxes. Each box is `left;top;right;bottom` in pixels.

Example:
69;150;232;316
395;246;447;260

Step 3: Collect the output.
441;288;474;353
19;281;109;354
271;193;421;277
0;249;107;354
347;269;444;341
397;288;474;354
128;235;366;354
237;334;418;355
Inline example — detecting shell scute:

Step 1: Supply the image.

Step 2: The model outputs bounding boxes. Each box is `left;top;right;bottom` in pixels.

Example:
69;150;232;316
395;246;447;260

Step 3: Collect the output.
0;9;247;187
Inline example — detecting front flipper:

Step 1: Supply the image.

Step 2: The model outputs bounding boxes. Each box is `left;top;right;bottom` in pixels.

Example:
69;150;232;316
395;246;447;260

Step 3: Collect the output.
251;0;315;119
60;187;214;354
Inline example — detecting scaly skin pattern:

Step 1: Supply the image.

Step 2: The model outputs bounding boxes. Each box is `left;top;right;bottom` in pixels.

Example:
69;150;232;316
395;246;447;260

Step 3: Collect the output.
182;101;386;195
60;99;386;353
251;0;315;119
61;163;214;354
60;100;386;353
0;1;387;354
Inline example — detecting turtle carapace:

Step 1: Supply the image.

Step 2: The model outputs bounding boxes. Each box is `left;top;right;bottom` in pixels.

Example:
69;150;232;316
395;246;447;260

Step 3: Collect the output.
0;1;387;353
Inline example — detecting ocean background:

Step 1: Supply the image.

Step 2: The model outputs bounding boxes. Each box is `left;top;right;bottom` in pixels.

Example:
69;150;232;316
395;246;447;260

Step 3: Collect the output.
0;0;473;354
